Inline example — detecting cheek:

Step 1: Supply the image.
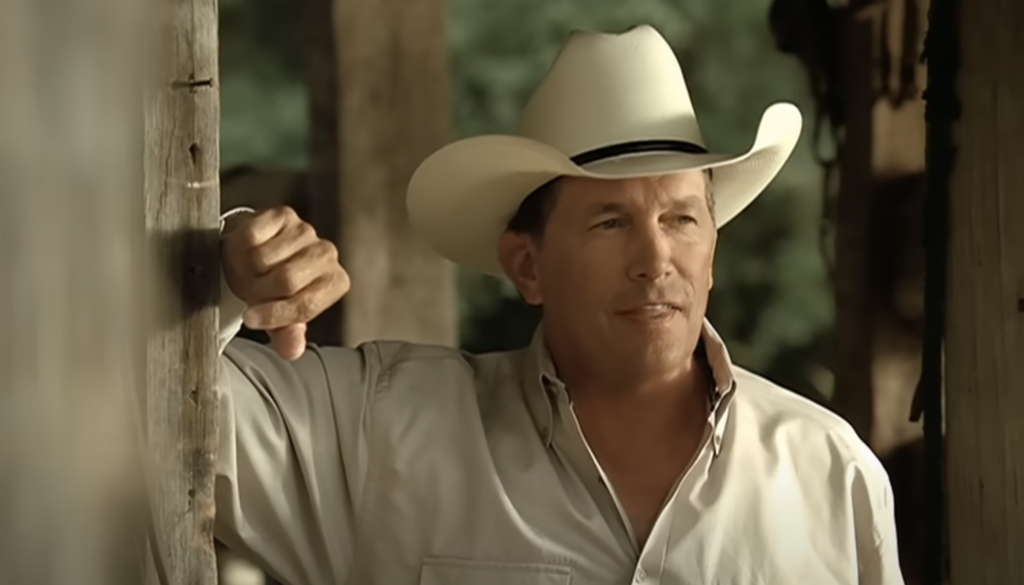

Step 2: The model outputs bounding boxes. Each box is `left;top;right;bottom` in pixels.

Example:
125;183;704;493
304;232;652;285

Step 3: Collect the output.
677;241;716;286
537;249;613;304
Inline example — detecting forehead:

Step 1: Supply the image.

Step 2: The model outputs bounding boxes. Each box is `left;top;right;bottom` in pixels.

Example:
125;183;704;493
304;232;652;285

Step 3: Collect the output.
555;171;708;212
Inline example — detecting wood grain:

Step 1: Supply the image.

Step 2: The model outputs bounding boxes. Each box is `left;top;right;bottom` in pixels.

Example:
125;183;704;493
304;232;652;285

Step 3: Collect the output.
944;0;1024;581
144;0;221;583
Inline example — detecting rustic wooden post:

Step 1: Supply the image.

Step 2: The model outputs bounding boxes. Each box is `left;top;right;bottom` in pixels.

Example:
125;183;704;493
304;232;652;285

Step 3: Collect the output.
334;0;457;347
0;0;149;583
772;0;933;579
144;0;221;582
830;0;930;458
939;0;1024;580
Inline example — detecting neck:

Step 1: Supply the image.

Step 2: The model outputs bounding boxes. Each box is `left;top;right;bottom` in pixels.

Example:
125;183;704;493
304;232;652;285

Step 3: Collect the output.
560;346;713;453
552;342;712;408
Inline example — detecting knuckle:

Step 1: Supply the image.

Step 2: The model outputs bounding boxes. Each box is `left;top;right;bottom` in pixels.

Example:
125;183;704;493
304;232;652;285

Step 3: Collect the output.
249;249;273;274
274;265;304;296
235;224;261;248
296;221;317;241
275;205;298;223
316;238;338;260
336;266;351;294
297;294;319;321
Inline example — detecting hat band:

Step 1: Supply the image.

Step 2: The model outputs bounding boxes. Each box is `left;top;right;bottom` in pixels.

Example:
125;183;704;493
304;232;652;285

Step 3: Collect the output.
570;139;708;166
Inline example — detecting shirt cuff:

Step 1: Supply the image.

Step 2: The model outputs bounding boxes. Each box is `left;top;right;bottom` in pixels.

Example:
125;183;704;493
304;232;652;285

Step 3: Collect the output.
219;207;256;354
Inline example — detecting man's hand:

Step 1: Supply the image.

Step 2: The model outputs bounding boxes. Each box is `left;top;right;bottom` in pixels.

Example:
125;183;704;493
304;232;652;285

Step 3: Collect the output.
221;206;349;361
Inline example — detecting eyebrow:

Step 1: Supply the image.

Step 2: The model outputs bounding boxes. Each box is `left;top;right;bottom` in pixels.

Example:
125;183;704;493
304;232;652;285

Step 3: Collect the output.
583;193;704;216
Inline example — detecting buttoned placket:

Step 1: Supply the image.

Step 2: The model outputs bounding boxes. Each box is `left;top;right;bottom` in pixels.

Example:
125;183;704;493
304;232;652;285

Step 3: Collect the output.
544;375;734;583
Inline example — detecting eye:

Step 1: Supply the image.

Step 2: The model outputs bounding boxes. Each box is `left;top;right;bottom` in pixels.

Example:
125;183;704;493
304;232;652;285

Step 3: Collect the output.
593;217;624;230
670;214;697;226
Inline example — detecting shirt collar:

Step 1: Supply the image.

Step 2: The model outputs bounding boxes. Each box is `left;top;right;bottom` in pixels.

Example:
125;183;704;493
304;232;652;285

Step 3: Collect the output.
520;319;738;451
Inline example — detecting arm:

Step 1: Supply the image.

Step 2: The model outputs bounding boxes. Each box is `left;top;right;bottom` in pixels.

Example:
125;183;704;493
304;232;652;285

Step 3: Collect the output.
853;456;906;585
214;331;379;585
214;207;366;585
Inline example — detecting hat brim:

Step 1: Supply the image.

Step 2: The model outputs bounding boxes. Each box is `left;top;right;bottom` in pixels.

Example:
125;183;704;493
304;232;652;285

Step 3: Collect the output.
407;102;803;276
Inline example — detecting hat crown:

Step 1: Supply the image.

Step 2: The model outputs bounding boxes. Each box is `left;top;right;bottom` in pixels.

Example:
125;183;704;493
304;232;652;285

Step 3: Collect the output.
518;25;705;158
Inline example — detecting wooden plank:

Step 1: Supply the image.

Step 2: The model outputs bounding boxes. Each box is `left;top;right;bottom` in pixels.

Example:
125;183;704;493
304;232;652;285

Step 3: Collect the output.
335;0;457;347
0;0;149;583
943;0;1024;580
144;0;221;583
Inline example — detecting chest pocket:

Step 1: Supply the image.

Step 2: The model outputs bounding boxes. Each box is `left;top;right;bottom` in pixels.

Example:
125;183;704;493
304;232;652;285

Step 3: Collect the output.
419;557;572;585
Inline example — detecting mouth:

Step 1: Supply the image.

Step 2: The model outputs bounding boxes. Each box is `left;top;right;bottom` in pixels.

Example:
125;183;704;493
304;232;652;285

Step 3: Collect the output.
614;302;682;318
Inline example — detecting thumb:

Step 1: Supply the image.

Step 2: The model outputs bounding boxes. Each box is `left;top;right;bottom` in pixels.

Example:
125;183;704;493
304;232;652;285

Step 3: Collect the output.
269;323;308;361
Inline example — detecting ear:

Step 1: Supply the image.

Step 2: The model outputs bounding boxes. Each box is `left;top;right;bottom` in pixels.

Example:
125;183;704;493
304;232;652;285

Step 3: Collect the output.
498;230;544;305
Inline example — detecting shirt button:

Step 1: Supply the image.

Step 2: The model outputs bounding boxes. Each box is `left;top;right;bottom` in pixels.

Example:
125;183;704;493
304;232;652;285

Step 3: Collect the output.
633;568;646;583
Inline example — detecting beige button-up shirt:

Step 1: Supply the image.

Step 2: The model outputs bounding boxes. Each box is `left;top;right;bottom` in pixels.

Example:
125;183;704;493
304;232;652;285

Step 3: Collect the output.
214;292;904;585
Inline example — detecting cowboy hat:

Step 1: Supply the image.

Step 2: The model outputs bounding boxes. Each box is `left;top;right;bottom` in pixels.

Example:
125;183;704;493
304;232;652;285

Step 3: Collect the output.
407;24;803;276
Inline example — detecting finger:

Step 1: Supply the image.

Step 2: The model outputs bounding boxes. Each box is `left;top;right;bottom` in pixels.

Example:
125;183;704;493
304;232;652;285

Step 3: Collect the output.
228;206;299;250
247;240;337;303
269;324;307;361
249;221;320;275
243;270;348;330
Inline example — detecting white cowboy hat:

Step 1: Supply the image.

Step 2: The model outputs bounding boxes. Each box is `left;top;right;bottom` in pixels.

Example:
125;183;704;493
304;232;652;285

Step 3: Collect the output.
407;24;803;276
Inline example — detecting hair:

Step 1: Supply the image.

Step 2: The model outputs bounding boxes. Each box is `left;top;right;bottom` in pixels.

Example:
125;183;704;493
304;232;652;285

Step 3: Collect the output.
505;171;715;240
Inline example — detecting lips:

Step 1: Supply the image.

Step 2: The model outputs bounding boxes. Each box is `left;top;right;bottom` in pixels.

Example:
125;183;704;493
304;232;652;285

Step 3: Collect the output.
614;302;682;315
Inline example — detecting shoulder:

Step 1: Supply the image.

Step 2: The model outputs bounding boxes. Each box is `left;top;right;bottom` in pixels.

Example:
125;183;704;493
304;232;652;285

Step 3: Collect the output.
728;368;901;571
730;366;890;488
364;341;525;399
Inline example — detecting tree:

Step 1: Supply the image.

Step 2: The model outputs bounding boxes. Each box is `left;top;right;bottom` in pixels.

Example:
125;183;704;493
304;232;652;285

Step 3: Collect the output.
332;0;458;347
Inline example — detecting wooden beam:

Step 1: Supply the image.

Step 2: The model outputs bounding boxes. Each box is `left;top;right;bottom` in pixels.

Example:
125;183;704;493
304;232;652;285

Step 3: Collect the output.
943;0;1024;579
144;0;221;582
335;0;457;347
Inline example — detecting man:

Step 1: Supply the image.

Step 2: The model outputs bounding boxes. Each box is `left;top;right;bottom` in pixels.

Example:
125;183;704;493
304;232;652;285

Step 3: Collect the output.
215;25;904;585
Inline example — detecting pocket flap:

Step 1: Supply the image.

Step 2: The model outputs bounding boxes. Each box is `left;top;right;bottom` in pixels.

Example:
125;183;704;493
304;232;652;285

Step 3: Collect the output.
419;557;572;585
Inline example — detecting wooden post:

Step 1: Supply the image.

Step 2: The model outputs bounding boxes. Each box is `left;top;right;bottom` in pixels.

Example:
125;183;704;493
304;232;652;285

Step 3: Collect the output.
305;0;343;347
942;0;1024;580
0;0;148;583
773;0;932;579
335;0;457;347
144;0;221;583
831;0;929;459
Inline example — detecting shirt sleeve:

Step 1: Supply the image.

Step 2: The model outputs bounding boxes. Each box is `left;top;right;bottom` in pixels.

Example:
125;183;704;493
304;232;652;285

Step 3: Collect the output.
213;208;381;585
855;459;907;585
214;339;382;585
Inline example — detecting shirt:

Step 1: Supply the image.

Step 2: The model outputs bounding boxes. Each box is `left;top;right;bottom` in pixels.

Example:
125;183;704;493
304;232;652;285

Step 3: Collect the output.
213;287;905;585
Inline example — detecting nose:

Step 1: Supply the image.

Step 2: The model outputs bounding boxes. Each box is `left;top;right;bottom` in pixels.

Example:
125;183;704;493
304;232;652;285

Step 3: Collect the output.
627;221;673;282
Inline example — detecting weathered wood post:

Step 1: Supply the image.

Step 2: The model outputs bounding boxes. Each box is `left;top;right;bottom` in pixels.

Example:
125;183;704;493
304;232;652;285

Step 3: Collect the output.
144;0;222;582
935;0;1024;580
0;0;149;583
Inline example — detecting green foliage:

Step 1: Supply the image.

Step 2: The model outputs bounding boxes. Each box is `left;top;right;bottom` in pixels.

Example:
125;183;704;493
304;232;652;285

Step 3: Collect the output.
219;0;835;400
220;0;307;168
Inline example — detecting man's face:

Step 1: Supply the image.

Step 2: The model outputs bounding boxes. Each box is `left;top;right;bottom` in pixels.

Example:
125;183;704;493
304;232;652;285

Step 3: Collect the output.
501;170;717;375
